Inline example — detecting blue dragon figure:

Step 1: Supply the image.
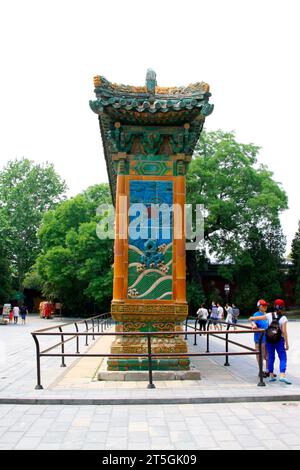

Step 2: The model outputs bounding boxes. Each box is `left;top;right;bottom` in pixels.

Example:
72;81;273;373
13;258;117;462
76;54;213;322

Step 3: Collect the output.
140;239;164;268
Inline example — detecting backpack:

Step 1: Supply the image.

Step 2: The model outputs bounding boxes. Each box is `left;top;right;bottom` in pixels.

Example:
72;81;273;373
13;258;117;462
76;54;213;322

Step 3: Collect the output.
265;313;282;344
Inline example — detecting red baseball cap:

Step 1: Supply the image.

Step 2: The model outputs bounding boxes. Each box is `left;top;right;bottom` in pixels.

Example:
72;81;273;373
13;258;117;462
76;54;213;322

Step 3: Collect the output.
274;299;285;308
257;299;268;307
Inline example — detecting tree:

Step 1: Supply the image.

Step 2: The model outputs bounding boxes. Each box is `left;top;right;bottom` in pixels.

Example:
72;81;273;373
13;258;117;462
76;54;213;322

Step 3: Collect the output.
186;281;205;316
186;130;288;308
0;211;13;302
229;225;286;311
0;239;12;304
27;184;114;314
291;221;300;304
0;158;66;289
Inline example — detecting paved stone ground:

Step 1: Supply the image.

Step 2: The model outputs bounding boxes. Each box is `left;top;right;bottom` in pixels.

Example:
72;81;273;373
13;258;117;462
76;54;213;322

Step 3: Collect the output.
0;315;87;394
1;315;300;401
1;401;300;449
1;315;300;449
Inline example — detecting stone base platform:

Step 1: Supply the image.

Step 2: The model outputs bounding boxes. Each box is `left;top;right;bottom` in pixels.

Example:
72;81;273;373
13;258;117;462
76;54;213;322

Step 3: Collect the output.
98;370;201;381
98;358;201;381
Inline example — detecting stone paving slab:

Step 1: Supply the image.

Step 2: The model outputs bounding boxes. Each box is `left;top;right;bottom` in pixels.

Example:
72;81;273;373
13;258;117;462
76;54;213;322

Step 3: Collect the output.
1;401;300;449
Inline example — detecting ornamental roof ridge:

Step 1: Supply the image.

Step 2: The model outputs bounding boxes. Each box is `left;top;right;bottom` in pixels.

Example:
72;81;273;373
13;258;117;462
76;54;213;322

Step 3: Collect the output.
93;72;210;97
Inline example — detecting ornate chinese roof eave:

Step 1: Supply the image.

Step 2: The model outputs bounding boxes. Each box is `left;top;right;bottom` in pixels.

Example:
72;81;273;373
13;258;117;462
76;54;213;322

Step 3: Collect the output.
90;70;213;205
97;112;117;206
89;91;213;122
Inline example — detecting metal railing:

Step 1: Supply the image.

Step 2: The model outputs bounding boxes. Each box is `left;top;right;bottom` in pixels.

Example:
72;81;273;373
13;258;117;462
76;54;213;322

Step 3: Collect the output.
31;314;266;390
185;316;265;373
31;313;112;389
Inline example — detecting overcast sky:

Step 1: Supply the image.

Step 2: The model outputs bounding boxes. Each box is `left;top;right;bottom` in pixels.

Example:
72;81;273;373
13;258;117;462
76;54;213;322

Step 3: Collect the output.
0;0;299;254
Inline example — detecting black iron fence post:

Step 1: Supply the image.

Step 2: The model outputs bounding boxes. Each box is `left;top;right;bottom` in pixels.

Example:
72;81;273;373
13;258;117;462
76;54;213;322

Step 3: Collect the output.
92;318;95;340
59;326;66;367
84;321;89;346
224;324;230;366
147;335;155;389
75;322;80;354
257;332;266;387
32;334;43;389
185;317;188;340
194;318;198;346
206;330;210;353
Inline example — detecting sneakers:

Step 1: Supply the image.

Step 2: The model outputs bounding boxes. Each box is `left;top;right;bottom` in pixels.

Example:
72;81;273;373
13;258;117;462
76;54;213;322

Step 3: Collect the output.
259;372;277;378
279;377;292;385
258;371;292;384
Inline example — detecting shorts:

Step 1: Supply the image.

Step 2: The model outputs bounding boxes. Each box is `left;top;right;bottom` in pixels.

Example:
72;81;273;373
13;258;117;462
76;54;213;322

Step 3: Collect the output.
255;342;267;359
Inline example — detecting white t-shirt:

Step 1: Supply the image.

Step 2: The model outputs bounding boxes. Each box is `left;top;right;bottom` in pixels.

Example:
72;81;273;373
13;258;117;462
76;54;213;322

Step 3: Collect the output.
266;312;287;330
217;306;224;319
197;308;208;320
13;306;20;317
226;312;233;323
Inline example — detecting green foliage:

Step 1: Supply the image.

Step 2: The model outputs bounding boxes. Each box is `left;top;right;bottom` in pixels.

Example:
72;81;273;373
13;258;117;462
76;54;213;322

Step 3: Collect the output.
0;239;12;304
230;226;285;311
205;282;223;307
186;130;288;310
295;279;300;305
187;130;288;260
186;281;205;316
0;158;66;289
34;184;113;314
0;210;12;302
291;221;300;304
23;269;43;291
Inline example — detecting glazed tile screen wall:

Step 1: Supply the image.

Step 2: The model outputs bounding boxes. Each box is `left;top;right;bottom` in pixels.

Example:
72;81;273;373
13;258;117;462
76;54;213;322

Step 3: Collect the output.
128;180;173;300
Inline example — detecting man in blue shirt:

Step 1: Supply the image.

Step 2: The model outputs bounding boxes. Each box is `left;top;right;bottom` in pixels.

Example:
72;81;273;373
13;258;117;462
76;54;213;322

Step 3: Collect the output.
251;299;270;378
208;302;219;330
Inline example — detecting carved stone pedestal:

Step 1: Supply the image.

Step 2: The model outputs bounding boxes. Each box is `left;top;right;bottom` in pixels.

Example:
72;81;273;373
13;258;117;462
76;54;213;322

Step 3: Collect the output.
108;304;189;371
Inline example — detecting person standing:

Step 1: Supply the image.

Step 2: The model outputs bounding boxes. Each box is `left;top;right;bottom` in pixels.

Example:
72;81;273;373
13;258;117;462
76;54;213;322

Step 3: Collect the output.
232;303;240;323
20;304;28;325
249;299;291;384
217;302;224;330
9;308;13;324
248;299;270;378
197;304;208;333
209;302;219;330
232;303;240;330
225;303;233;325
13;305;20;324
